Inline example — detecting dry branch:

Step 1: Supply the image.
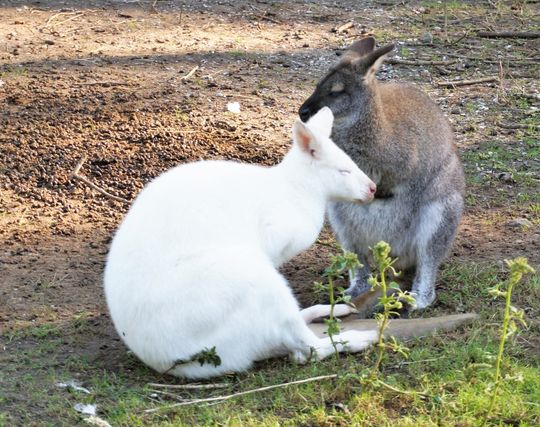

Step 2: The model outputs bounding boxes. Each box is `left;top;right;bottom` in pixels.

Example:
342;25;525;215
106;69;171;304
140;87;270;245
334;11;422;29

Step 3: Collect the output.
144;374;338;413
476;31;540;39
498;122;540;131
51;13;85;29
332;21;354;33
387;58;457;66
71;156;130;204
436;76;498;88
148;382;230;390
181;66;199;81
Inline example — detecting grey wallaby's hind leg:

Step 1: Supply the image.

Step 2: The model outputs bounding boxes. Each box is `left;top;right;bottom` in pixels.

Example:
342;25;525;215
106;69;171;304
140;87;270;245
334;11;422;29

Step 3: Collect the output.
330;226;372;298
411;198;463;309
307;313;478;340
351;268;416;318
346;253;372;298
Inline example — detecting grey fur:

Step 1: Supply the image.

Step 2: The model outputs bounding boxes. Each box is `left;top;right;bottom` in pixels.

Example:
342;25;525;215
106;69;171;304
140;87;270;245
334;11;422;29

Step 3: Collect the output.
298;38;465;310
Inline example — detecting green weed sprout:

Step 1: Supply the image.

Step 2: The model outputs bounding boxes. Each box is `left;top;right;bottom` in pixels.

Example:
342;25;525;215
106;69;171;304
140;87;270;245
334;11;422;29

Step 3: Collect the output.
484;257;535;422
314;250;359;358
368;241;415;379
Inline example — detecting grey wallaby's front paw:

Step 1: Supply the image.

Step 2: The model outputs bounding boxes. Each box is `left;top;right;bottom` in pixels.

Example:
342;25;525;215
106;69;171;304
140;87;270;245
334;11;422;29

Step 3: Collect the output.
344;281;372;299
410;291;436;311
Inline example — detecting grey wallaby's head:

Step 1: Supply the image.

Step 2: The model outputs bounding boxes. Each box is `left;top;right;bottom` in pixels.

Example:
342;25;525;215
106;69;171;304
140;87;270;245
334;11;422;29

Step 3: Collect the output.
298;37;394;123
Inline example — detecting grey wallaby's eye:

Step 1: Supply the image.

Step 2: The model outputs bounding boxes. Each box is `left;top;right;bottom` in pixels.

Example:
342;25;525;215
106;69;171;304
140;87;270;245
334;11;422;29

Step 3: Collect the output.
330;82;345;93
339;169;351;175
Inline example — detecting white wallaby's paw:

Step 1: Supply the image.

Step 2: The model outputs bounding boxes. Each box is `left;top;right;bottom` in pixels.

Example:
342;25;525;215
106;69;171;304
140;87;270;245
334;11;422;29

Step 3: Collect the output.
333;304;359;317
338;330;378;352
301;304;358;323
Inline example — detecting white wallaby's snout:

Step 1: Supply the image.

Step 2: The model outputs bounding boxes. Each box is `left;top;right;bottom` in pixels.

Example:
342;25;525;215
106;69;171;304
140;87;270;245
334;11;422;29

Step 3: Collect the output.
355;175;376;203
340;165;376;204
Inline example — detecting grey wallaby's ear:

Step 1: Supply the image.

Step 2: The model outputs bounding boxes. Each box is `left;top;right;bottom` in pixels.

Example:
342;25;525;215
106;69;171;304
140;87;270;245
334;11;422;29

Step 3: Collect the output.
344;37;376;59
353;43;395;81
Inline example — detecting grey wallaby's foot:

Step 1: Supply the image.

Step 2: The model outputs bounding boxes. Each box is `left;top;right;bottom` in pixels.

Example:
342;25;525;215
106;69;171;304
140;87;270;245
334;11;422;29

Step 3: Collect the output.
410;290;436;311
344;271;371;299
299;37;465;311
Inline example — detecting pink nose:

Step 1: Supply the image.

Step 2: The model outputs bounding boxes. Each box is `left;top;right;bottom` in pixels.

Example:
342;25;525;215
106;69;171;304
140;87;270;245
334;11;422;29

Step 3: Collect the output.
369;182;377;196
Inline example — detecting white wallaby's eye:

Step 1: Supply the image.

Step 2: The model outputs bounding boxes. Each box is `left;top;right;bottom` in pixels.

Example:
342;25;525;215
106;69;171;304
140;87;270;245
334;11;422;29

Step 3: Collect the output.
339;169;351;176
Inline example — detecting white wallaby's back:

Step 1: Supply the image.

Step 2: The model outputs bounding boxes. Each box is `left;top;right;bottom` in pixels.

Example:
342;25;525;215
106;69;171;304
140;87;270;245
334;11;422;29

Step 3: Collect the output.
104;107;377;379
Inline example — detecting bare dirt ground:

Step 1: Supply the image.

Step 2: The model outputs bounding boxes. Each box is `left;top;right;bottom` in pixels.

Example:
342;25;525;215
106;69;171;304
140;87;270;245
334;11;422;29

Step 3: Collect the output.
0;0;539;422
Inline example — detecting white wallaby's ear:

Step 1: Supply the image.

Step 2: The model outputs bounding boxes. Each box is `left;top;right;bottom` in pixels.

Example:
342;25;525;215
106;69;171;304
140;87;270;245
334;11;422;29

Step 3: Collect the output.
292;119;319;158
307;106;334;139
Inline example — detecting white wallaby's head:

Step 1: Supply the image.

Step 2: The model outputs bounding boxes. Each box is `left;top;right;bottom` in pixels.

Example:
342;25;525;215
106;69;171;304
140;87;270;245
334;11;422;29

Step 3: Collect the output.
291;107;376;203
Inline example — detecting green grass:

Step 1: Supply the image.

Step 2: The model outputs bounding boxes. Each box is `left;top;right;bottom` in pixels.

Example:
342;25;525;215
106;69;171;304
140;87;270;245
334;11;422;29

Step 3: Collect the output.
1;262;539;426
0;65;28;79
462;136;540;205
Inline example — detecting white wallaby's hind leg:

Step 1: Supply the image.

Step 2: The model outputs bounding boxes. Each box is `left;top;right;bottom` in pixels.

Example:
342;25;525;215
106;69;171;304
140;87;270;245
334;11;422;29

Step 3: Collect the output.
300;304;358;324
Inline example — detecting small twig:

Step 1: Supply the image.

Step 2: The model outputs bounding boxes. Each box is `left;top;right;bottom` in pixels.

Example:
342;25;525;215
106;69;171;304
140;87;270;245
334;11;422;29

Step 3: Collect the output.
394;356;446;368
332;21;354;34
144;374;338;413
387;58;457;66
42;11;73;29
251;6;282;24
259;14;281;25
74;81;131;87
180;65;199;81
49;12;86;29
497;122;540;131
476;31;540;39
375;379;431;398
443;53;539;66
147;382;230;390
71;156;130;204
149;389;189;402
437;76;498;88
448;31;470;46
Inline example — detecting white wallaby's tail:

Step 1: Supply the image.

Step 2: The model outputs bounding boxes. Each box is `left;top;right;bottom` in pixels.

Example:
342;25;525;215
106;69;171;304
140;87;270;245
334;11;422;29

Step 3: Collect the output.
308;313;478;340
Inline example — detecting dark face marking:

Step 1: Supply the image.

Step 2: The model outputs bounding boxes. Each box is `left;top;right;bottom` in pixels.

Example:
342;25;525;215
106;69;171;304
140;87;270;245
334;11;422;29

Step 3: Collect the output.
298;67;361;122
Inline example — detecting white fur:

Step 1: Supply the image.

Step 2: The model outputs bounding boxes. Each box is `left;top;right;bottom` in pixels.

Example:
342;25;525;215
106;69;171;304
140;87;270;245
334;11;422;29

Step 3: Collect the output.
104;107;378;379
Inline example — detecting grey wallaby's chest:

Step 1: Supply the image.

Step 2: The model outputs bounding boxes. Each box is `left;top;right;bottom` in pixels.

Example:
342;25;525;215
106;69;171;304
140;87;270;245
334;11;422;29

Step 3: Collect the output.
332;124;409;198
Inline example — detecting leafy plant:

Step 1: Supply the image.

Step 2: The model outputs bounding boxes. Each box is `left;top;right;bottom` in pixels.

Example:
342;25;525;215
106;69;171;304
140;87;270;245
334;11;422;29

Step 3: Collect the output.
313;250;359;358
483;257;535;423
367;241;416;379
169;346;222;373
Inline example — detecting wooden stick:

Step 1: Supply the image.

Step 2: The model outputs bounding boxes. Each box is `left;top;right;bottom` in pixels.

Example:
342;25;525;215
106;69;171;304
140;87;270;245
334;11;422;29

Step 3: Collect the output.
436;76;498;88
308;313;478;340
71;156;130;204
144;374;338;413
181;65;199;81
443;53;539;66
387;58;457;66
147;382;230;390
476;31;540;39
42;11;76;29
149;389;189;401
332;22;354;33
50;13;85;29
498;122;540;131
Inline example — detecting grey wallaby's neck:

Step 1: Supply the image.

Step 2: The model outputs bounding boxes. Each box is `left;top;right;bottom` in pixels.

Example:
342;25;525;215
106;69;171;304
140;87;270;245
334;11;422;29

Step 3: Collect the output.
332;84;399;195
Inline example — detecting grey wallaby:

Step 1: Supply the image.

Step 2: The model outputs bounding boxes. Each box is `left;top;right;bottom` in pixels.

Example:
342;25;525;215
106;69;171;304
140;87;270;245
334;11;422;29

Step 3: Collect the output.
299;37;465;311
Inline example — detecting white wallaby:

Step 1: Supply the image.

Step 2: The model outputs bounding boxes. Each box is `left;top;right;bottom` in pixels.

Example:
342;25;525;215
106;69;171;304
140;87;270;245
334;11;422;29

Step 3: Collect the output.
104;107;378;379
